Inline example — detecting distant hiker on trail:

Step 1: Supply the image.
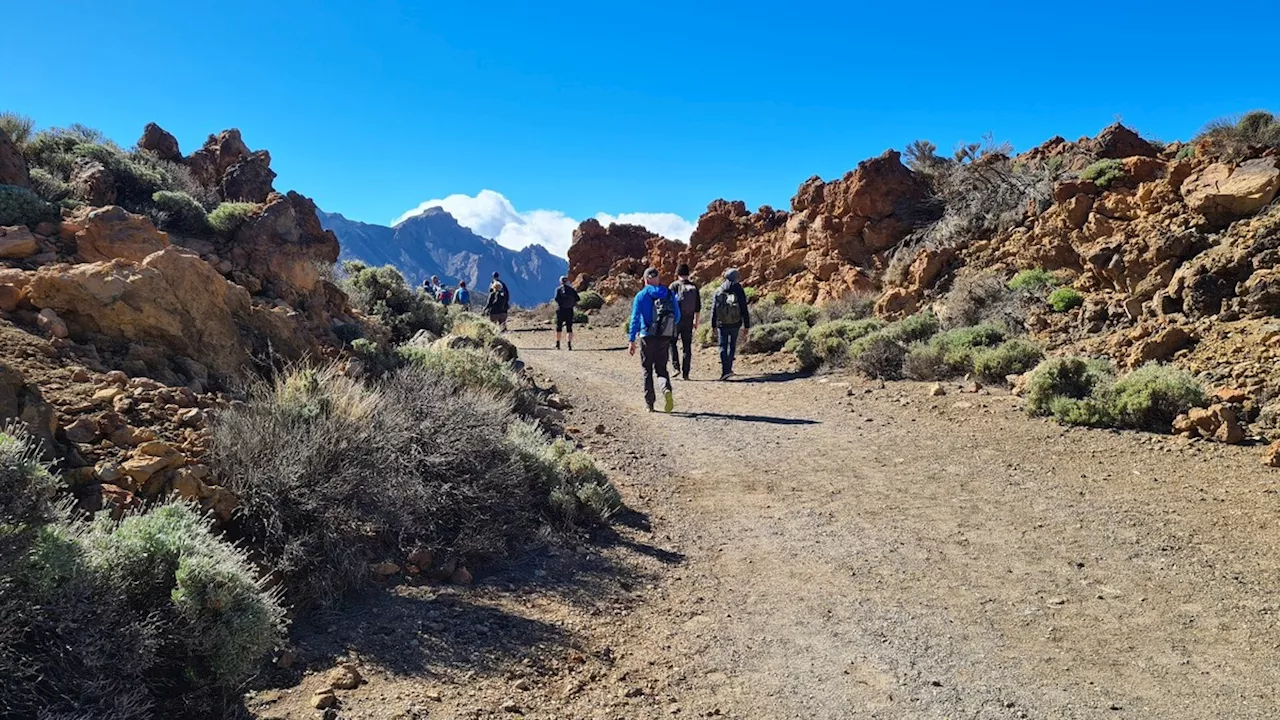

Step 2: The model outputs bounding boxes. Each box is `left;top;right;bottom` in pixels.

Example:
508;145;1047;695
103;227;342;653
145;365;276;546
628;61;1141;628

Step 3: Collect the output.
427;275;443;298
668;263;701;381
437;283;453;305
453;280;470;308
554;276;580;350
628;267;681;413
711;268;751;381
485;271;511;332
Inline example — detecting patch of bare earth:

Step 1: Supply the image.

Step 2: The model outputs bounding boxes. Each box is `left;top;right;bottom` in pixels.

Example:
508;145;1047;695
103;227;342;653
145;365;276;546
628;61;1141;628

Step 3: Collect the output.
251;321;1280;720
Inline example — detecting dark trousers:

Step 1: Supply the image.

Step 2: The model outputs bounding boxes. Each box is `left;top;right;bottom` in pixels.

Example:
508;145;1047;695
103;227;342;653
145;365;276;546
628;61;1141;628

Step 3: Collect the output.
718;324;741;376
641;336;673;408
670;320;694;378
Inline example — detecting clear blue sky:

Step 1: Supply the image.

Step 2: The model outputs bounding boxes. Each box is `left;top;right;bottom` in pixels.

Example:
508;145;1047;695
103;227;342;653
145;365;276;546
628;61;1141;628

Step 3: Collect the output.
6;0;1278;239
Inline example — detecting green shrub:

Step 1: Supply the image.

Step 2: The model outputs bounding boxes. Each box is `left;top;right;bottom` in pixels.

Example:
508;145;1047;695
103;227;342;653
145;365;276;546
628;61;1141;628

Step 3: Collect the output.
399;345;528;410
505;422;623;528
751;301;790;325
942;270;1027;331
0;184;59;227
1175;145;1196;161
782;303;821;327
902;323;1007;380
850;335;907;380
784;335;819;371
207;201;257;236
763;291;787;306
1047;287;1084;312
808;318;885;347
576;289;604;310
1048;396;1117;427
448;315;518;361
971;339;1044;384
902;342;949;380
1108;363;1206;431
573;309;590;325
878;312;941;344
695;323;715;347
1080;159;1125;188
342;262;450;342
0;113;34;146
740;321;806;354
1025;357;1115;417
151;190;210;235
1008;268;1059;293
1196;110;1280;159
28;167;72;202
743;286;759;304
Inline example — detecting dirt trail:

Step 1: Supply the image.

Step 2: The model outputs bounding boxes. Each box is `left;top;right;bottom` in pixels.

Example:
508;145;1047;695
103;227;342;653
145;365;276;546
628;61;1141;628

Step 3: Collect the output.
254;324;1280;720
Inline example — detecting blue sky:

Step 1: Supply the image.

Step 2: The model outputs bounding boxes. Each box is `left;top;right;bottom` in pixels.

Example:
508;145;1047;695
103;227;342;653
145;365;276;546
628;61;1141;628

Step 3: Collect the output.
5;0;1278;255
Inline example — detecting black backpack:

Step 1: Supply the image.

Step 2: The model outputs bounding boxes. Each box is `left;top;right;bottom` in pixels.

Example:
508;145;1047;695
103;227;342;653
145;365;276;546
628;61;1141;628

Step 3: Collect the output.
714;288;743;326
648;289;677;338
673;280;699;318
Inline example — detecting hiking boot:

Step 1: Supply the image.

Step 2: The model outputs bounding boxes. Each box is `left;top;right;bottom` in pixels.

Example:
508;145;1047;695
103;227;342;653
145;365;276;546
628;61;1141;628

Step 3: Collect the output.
646;405;655;413
719;372;732;381
567;341;573;351
682;373;691;381
555;342;561;350
663;389;674;413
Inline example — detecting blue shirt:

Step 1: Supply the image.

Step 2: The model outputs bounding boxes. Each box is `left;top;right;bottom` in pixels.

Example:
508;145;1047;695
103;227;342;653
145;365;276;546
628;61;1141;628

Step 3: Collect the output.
628;284;682;342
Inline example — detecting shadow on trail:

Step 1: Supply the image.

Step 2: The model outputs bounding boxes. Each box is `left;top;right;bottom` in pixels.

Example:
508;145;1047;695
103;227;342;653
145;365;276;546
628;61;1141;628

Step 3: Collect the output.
731;371;811;384
671;411;820;426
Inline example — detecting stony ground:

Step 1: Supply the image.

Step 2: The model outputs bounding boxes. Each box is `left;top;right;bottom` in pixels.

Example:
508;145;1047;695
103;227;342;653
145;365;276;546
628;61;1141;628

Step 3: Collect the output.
250;321;1280;720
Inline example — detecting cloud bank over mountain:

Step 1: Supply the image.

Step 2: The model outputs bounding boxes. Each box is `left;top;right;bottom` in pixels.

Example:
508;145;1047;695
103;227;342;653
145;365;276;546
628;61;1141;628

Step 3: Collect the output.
393;190;694;258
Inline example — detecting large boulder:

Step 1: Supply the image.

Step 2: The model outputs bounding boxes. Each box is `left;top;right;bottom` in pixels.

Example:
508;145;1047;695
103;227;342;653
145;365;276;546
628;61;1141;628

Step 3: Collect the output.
186;129;252;189
227;191;341;299
0;226;39;259
220;151;276;202
138;122;182;161
73;206;170;262
1181;158;1280;224
0;127;30;188
25;247;255;380
0;362;57;455
70;159;117;206
1092;123;1159;159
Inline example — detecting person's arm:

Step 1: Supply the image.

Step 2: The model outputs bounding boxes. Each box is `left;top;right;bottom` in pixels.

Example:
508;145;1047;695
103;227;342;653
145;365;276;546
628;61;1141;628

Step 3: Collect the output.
736;287;751;331
628;293;644;354
693;287;701;329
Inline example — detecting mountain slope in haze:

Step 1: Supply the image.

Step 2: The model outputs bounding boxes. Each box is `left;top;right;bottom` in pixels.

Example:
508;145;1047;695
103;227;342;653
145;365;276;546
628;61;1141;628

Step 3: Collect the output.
319;207;567;307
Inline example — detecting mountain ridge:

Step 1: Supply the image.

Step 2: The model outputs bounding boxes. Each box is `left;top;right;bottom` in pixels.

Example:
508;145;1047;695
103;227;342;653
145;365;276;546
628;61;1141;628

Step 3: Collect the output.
320;207;567;307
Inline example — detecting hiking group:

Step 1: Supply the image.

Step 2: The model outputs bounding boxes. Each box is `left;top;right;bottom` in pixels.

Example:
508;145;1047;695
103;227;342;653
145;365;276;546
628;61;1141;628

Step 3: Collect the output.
624;264;751;413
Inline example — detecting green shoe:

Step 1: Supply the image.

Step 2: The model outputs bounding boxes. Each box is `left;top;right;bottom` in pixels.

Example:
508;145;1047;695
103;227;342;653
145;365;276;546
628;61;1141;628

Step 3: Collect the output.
663;389;674;414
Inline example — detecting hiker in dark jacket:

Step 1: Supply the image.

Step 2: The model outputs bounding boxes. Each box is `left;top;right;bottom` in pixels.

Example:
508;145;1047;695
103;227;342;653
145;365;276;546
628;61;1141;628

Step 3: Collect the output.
668;263;701;380
710;268;751;380
484;271;511;332
628;267;681;412
553;276;580;350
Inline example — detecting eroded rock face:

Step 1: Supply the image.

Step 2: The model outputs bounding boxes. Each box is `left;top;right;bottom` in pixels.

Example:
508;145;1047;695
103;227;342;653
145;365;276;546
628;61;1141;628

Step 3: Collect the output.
0;226;40;259
1092;123;1159;160
1181;158;1280;224
138;122;182;161
70;160;117;206
0;361;57;454
569;150;927;303
186;128;252;188
220;151;276;202
0;127;30;188
73;206;170;263
226;191;339;300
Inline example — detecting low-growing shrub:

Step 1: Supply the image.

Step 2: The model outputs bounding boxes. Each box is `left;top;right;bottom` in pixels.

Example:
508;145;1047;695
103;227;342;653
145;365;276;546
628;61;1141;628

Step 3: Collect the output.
851;335;907;380
28;167;72;203
1080;159;1125;188
448;315;518;360
902;323;1007;380
0;113;34;146
573;309;590;325
342;262;450;342
0;184;60;227
1048;287;1084;312
878;312;941;344
971;339;1044;384
941;270;1027;331
820;293;876;321
151;190;209;235
740;321;806;354
1008;268;1059;293
783;303;820;327
808;318;885;347
399;345;530;411
784;335;818;371
207;201;257;236
743;286;759;304
505;422;623;528
576;289;604;310
1024;357;1115;417
1108;363;1206;431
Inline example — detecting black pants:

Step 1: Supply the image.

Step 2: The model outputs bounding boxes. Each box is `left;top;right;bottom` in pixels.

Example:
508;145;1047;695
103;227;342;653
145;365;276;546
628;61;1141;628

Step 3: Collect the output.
555;308;575;333
641;336;672;408
670;321;694;378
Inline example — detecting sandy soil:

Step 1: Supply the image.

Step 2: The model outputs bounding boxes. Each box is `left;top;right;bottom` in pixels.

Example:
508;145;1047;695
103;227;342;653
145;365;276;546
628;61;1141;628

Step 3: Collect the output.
251;322;1280;720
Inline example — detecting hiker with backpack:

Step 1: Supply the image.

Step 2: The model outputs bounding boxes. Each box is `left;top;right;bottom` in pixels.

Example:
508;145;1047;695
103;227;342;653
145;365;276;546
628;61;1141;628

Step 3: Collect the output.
628;267;681;413
484;271;511;332
453;280;470;308
553;276;580;350
668;264;701;380
711;268;751;380
437;284;453;306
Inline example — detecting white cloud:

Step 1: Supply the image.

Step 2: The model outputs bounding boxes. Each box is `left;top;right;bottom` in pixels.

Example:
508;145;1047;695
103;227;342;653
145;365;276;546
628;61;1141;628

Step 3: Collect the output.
392;189;693;258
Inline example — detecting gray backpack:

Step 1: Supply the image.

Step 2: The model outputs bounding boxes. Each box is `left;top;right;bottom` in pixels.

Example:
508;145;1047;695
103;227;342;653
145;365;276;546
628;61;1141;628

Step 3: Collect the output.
715;289;743;326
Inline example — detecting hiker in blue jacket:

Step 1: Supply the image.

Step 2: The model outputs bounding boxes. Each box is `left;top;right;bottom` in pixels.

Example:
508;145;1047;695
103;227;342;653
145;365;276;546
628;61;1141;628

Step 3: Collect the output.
628;267;681;413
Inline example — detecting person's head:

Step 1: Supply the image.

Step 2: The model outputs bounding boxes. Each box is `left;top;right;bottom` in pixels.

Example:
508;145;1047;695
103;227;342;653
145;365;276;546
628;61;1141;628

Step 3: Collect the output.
724;268;740;284
644;267;661;287
492;271;501;280
677;263;691;279
459;280;466;288
431;275;439;283
560;275;569;286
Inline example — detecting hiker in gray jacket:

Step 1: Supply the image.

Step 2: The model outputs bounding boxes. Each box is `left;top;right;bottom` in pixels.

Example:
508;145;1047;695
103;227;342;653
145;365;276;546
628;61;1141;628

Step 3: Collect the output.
710;268;751;380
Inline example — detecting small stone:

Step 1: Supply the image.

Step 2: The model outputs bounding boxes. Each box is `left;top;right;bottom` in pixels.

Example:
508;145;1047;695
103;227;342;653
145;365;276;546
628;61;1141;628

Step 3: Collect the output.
500;699;521;713
136;440;178;458
105;370;128;386
92;387;124;404
594;423;607;435
325;663;362;690
371;561;400;577
36;308;68;339
276;648;296;669
1264;440;1280;468
1047;597;1068;606
928;383;946;397
95;461;123;483
407;548;434;568
450;567;474;585
70;367;91;383
63;417;100;444
562;679;584;698
311;689;337;709
425;689;443;702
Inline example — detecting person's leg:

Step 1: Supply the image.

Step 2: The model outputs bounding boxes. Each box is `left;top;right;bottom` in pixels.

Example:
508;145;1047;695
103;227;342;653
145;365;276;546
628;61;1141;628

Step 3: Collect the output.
718;327;732;378
555;312;564;348
726;326;739;375
679;323;693;379
670;327;681;371
650;337;674;411
565;318;574;350
640;337;657;410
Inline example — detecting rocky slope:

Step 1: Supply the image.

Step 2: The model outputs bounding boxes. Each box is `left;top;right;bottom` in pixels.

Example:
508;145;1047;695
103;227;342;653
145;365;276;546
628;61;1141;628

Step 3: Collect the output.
321;208;567;306
1;122;373;520
568;121;1280;424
